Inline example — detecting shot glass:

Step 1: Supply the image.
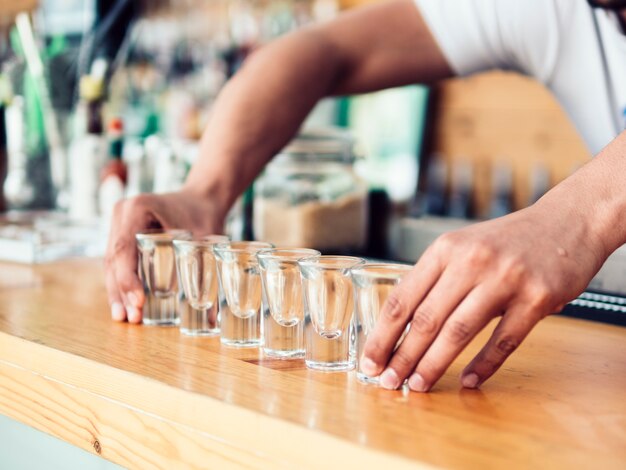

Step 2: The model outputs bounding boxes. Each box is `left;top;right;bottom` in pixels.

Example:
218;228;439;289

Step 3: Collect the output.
352;263;413;384
257;248;321;358
298;255;365;371
214;241;274;347
136;229;191;326
173;235;229;336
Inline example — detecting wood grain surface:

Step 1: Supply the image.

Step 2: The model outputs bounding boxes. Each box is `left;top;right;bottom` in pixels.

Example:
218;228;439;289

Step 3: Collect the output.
0;259;625;469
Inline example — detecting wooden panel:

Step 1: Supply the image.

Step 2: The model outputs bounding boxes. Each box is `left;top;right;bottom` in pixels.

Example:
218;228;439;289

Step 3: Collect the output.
0;338;419;469
0;259;625;468
0;0;37;18
330;2;591;215
430;72;591;215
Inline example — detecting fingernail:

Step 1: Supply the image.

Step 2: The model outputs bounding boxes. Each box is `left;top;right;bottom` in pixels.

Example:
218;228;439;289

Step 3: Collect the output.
379;368;400;390
111;302;125;321
126;306;141;324
408;373;428;392
127;291;141;308
360;357;378;376
461;372;480;389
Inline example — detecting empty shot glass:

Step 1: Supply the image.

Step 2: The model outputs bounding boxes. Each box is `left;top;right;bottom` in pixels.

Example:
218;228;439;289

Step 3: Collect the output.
298;255;365;371
214;241;274;347
352;263;413;384
173;235;229;336
257;248;321;358
136;229;191;326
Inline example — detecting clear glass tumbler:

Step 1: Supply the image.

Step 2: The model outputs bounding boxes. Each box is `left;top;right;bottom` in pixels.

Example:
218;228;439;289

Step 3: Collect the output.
214;241;273;347
352;263;413;384
257;248;321;358
136;229;191;326
173;235;229;336
298;255;365;371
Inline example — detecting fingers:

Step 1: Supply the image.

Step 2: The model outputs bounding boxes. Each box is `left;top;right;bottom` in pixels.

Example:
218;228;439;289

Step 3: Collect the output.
460;305;538;389
406;283;507;392
376;269;474;389
111;233;144;324
104;198;150;323
360;248;442;378
105;261;126;321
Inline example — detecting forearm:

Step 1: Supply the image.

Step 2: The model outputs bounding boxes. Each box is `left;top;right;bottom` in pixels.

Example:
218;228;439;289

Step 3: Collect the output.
183;28;344;216
182;0;452;218
536;131;626;261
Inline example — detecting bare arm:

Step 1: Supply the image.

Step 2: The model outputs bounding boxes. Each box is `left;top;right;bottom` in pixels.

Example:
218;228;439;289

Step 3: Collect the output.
106;0;452;322
361;130;626;391
184;0;452;212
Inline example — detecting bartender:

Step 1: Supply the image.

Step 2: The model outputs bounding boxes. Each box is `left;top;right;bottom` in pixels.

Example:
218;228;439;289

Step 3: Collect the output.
104;0;626;392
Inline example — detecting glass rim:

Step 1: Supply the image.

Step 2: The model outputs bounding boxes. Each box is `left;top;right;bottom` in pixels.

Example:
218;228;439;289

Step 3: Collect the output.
351;263;413;280
213;240;274;254
136;229;191;242
297;255;365;269
173;235;229;249
256;247;321;261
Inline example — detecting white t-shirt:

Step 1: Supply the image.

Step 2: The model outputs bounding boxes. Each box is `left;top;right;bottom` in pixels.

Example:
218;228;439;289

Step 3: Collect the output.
415;0;626;155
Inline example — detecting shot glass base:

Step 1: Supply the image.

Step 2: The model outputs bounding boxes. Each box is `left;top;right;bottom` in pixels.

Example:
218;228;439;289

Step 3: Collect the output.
305;359;355;372
143;317;180;326
263;348;305;359
357;372;380;385
180;328;220;337
221;338;263;348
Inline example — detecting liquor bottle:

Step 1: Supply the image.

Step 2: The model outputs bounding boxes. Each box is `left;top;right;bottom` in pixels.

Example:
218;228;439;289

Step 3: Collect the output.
68;75;106;220
99;118;127;222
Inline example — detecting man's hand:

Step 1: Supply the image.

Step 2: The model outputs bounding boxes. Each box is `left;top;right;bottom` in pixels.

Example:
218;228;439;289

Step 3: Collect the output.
360;199;609;391
104;190;224;323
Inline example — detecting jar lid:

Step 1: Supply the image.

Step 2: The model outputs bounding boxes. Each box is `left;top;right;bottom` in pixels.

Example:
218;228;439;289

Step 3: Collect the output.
280;127;355;161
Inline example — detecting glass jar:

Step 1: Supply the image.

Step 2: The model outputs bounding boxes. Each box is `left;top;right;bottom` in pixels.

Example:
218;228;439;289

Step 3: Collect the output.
254;129;368;252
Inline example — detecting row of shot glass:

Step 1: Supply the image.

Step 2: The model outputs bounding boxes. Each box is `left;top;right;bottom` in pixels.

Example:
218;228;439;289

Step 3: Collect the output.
136;230;411;384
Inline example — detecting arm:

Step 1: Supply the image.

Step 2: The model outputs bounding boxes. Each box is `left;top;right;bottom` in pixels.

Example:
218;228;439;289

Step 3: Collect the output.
184;0;452;211
105;0;453;322
361;130;626;391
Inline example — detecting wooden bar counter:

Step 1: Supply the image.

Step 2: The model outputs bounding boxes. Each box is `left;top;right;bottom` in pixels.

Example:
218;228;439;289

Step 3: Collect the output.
0;259;625;469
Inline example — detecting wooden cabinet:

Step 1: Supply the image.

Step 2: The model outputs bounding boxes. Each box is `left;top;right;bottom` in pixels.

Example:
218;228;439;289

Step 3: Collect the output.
429;71;590;214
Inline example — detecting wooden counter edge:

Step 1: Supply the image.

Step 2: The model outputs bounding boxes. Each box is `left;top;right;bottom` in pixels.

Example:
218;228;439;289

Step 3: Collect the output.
0;331;432;469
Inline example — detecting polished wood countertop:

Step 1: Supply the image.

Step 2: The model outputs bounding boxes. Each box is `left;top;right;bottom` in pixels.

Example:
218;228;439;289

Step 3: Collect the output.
0;259;625;469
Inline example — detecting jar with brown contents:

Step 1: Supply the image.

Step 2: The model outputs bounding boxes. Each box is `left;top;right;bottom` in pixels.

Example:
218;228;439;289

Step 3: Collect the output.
253;129;368;253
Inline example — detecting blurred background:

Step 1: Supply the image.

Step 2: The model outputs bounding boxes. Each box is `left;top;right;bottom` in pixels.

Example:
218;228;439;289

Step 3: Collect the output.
0;0;590;264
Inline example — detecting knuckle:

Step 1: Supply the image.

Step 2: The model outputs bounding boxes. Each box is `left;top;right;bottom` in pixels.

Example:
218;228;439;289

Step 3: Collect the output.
362;338;386;363
500;255;526;283
104;252;115;269
494;336;520;356
474;357;500;378
410;305;439;335
434;232;458;253
527;282;553;310
443;319;472;344
416;356;442;379
465;241;494;266
383;293;408;322
127;194;154;212
112;237;132;257
391;348;417;371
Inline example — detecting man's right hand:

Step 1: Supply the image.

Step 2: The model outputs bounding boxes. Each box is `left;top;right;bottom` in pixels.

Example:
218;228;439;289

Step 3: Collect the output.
103;0;454;323
104;190;224;323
